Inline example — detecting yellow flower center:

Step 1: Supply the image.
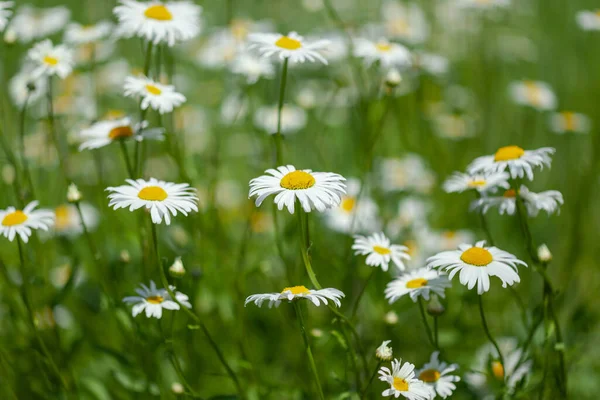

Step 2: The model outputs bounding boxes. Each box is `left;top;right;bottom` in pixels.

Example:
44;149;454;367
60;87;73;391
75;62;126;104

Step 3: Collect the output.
54;205;70;230
418;369;441;383
145;84;162;95
144;5;173;21
146;295;164;304
406;278;428;289
468;179;487;187
280;171;315;190
494;145;525;162
138;186;168;201
275;36;302;50
373;245;391;255
108;125;134;140
491;361;504;380
105;110;126;120
503;188;517;198
43;56;58;66
341;197;356;213
460;247;493;266
281;286;310;295
2;210;28;227
392;377;409;391
561;111;576;131
524;81;542;106
376;42;392;52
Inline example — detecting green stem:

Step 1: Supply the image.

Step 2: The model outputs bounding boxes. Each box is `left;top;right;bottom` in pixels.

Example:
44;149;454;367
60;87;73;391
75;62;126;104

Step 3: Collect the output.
134;41;154;177
292;302;325;400
360;360;382;399
417;297;437;350
119;140;135;178
351;269;375;319
46;77;69;183
19;92;35;200
274;58;289;165
158;320;200;398
478;295;505;386
433;316;439;349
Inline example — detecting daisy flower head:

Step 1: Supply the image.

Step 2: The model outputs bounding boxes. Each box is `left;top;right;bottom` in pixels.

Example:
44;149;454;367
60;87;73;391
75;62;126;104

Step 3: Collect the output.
353;37;412;69
426;241;527;294
577;10;600;31
27;40;75;79
470;186;563;217
64;21;113;45
248;165;346;214
381;1;429;44
106;178;198;225
8;5;70;42
467;145;555;180
323;177;381;234
123;281;180;318
0;1;13;31
124;75;186;114
247;31;329;64
416;351;460;399
78;117;164;150
244;286;344;308
376;340;394;361
379;155;436;194
253;104;307;135
352;232;410;272
230;51;275;84
113;0;202;46
0;201;54;243
378;358;433;399
385;267;451;304
54;203;99;237
509;80;556;111
443;171;510;194
549;111;591;134
9;65;47;108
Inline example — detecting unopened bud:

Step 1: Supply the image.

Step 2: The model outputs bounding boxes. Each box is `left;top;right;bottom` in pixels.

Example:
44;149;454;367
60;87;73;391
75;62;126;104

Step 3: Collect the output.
171;382;184;394
537;244;552;263
26;81;37;93
120;250;131;263
66;183;82;203
4;28;16;44
311;328;323;338
384;311;398;325
385;68;402;88
427;295;445;316
169;257;186;278
376;340;393;361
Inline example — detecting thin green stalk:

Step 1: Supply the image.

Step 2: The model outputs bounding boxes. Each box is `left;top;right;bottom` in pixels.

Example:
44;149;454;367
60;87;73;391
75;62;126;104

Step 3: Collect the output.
19;91;35;199
119;140;135;178
292;302;325;400
474;192;494;246
46;77;69;183
360;360;382;399
134;41;154;177
417;297;437;350
351;269;375;319
274;58;289;165
433;316;439;349
478;295;505;386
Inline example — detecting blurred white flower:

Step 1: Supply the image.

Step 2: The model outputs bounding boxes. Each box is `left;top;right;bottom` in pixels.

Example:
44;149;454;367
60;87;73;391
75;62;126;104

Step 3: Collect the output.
64;20;113;44
9;65;47;108
471;186;563;217
577;10;600;31
230;51;275;84
220;92;249;124
27;40;74;79
381;1;429;44
9;5;70;42
0;1;13;31
323;178;380;234
443;171;510;194
432;111;477;140
549;111;591;134
509;80;556;111
53;203;99;237
457;0;511;9
123;281;187;319
254;104;307;135
353;37;411;69
379;155;436;193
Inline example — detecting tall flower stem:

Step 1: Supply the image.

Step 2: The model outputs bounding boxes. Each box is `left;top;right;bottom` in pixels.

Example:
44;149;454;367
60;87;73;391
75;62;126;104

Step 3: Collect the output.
46;77;69;183
149;222;245;399
19;92;35;199
274;58;289;165
351;269;375;319
134;41;154;177
119;139;135;178
292;302;325;400
417;297;437;350
17;238;68;391
478;294;505;385
360;360;382;398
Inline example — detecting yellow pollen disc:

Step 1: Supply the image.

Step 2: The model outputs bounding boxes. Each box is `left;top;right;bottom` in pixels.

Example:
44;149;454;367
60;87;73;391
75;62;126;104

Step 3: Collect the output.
376;43;392;52
108;125;134;140
418;369;441;383
406;278;428;289
145;84;162;95
281;286;310;295
275;36;302;50
144;4;173;21
2;210;28;227
562;111;576;131
55;205;70;230
138;186;168;201
503;189;517;198
373;245;391;255
468;179;487;187
460;247;493;267
341;197;356;212
146;295;164;304
392;377;409;391
280;171;315;190
44;56;58;66
494;145;525;162
491;361;504;380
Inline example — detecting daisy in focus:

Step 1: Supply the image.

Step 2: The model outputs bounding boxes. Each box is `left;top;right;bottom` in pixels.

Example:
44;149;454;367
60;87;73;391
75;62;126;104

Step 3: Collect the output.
549;111;591;134
378;358;433;400
247;31;329;64
0;201;54;243
467;145;555;180
124;75;186;114
0;1;13;31
576;10;600;31
323;177;380;234
443;171;510;194
416;351;460;399
106;178;198;225
123;281;189;319
426;241;527;294
113;0;202;46
27;40;75;79
253;104;307;135
385;268;450;303
244;286;344;308
353;38;412;69
352;232;410;272
248;165;346;214
78;117;164;150
64;21;113;44
471;186;563;217
509;80;556;111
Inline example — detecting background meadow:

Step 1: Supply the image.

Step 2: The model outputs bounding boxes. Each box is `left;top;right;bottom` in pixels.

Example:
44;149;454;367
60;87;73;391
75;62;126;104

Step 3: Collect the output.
0;0;599;399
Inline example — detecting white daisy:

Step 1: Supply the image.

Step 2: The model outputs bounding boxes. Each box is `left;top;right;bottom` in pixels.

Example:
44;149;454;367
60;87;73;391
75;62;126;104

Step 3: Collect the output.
247;31;329;64
379;155;436;194
549;111;591;134
253;104;307;135
385;268;451;303
381;1;429;44
416;352;460;399
426;241;527;294
467;145;555;180
0;201;55;243
53;203;99;237
244;286;344;308
113;0;202;46
470;186;563;217
123;281;180;319
8;5;70;42
376;340;394;361
378;358;433;400
323;178;380;234
106;178;199;225
508;80;556;111
27;39;75;79
353;38;412;69
230;51;275;84
124;75;186;114
248;165;346;214
78;117;164;150
64;21;113;44
352;232;410;272
432;112;477;140
443;171;510;194
414;52;449;77
576;10;600;31
0;1;13;31
9;65;47;108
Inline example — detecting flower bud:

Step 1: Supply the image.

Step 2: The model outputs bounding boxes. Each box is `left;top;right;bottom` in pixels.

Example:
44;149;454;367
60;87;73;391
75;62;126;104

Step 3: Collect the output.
120;250;131;263
537;244;552;263
4;28;16;45
427;294;445;316
376;340;393;361
385;68;402;88
384;311;398;325
66;183;82;203
171;382;184;394
169;257;186;278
